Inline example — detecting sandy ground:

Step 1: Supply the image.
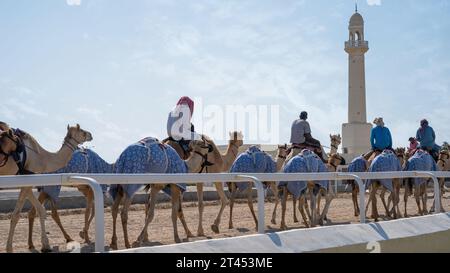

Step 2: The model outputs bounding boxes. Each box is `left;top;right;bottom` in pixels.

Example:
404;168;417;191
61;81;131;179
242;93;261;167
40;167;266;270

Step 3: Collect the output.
0;191;449;253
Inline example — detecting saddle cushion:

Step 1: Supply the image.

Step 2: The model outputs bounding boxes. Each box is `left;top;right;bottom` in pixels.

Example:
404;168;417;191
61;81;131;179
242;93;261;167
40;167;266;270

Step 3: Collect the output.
405;149;437;186
39;149;113;201
229;146;276;192
367;150;402;192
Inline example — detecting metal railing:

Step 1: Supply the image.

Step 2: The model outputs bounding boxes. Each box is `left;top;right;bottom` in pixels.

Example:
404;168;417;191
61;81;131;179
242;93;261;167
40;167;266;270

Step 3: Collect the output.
0;171;449;253
345;40;369;48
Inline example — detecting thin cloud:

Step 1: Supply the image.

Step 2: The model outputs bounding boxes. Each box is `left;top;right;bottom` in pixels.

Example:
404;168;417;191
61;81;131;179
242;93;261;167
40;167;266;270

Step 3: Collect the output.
66;0;82;6
367;0;382;6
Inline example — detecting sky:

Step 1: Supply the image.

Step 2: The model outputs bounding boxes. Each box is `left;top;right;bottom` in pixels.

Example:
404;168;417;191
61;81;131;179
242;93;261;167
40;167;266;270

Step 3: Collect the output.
0;0;449;162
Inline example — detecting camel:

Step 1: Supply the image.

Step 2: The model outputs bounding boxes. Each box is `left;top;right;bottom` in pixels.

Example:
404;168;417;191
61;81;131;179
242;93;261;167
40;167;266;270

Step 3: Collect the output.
367;150;402;222
226;145;288;231
164;131;243;236
108;137;214;249
346;155;369;216
279;149;330;229
288;134;341;223
0;124;92;253
316;153;346;225
403;149;437;216
329;134;341;155
27;148;114;249
431;149;450;213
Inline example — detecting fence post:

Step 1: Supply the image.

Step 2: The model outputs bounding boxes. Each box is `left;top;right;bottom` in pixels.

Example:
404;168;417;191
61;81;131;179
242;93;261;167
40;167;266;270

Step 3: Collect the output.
236;175;265;234
68;176;105;253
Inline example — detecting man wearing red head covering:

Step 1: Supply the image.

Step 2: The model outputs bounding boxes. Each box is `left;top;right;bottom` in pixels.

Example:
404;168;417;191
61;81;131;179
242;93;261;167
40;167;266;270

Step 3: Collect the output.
167;96;199;154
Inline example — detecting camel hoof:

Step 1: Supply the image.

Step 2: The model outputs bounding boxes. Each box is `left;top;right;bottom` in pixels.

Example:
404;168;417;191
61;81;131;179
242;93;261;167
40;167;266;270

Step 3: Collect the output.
125;243;131;249
79;231;86;240
271;219;276;225
175;237;182;244
211;224;220;234
293;219;299;223
110;243;118;250
374;218;379;222
197;231;205;237
132;241;141;248
280;225;288;231
187;232;195;238
41;247;52;253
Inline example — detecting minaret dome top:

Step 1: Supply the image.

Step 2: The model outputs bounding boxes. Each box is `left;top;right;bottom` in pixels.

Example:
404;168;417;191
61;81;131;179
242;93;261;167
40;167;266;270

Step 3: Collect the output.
349;12;364;26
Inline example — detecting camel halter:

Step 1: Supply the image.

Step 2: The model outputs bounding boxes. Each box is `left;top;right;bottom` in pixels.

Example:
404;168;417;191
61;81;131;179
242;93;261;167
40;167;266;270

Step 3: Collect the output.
63;135;81;152
195;138;215;173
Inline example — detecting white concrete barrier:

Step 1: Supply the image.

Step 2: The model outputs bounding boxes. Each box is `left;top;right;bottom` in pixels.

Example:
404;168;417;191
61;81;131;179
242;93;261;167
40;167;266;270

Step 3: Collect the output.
115;213;450;253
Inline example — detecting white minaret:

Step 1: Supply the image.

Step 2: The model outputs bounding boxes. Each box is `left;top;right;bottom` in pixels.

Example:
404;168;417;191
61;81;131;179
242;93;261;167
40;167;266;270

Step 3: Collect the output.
341;9;372;160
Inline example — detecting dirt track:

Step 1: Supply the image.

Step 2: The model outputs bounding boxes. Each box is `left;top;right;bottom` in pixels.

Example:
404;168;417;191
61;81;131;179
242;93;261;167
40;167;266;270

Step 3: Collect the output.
0;192;449;253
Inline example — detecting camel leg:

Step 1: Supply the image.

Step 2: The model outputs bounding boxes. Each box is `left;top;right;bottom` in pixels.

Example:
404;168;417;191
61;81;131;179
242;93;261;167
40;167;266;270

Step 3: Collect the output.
25;188;51;252
293;198;299;223
380;188;390;218
28;192;48;250
228;183;237;229
370;184;379;221
135;185;160;247
414;184;422;215
49;198;73;243
110;192;123;250
195;183;205;237
173;185;193;239
298;196;309;228
7;189;29;253
421;184;428;215
142;191;152;243
171;187;182;243
246;187;258;231
404;183;410;218
280;187;288;230
309;190;317;227
211;182;228;234
120;194;133;249
320;190;334;225
352;184;360;217
270;183;279;225
80;188;93;243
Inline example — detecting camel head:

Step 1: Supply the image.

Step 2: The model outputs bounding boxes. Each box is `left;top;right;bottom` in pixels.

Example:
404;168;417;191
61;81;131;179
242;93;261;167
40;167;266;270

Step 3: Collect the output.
277;144;288;159
394;147;406;159
437;150;450;171
328;153;346;168
66;124;93;147
0;129;19;167
229;131;244;148
330;134;341;147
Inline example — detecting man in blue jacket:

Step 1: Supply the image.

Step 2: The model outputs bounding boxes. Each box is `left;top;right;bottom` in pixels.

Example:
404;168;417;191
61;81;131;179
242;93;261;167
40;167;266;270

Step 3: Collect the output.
370;117;393;152
416;119;440;160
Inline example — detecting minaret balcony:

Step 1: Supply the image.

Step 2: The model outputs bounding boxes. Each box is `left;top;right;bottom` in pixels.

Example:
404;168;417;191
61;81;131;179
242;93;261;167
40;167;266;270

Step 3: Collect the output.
345;40;369;48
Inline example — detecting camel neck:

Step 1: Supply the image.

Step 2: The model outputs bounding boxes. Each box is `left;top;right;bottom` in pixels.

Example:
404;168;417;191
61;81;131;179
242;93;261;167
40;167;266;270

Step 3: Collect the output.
221;142;239;171
23;135;75;174
275;151;286;172
185;151;206;173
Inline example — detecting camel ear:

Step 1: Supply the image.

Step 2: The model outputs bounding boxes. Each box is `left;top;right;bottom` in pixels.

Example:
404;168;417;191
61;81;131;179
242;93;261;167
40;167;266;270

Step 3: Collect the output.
330;134;332;138
76;124;80;130
67;124;70;131
338;134;340;138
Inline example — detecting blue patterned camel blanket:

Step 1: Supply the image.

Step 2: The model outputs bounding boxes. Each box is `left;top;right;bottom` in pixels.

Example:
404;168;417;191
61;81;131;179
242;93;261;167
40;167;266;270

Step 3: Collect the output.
229;146;276;192
109;137;187;200
279;149;329;199
366;150;402;192
39;148;113;201
404;149;437;186
345;156;368;185
348;156;368;173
